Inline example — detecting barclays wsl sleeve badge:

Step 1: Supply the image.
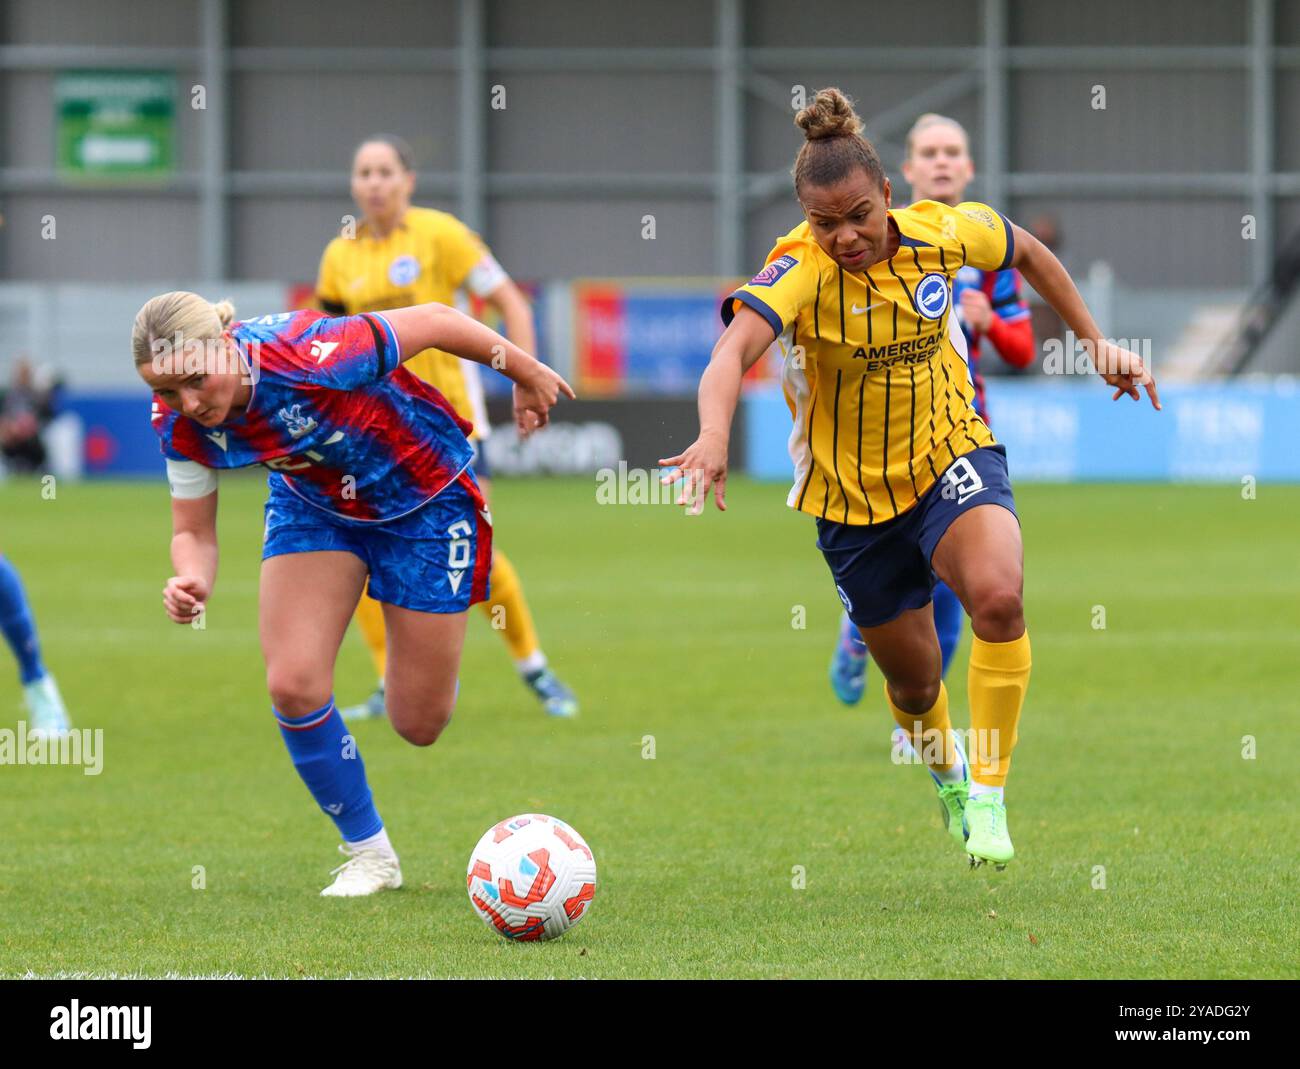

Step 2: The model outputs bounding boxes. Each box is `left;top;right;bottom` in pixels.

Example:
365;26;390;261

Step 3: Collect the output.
749;254;798;287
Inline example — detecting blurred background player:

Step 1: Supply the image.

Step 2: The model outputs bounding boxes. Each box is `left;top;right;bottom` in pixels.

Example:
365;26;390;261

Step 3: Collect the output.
0;209;72;736
829;113;1035;722
1;545;71;736
1;358;63;474
316;135;578;720
135;292;572;895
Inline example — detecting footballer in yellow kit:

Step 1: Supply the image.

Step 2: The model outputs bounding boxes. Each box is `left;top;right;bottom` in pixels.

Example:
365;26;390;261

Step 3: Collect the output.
317;134;578;719
663;88;1158;868
725;197;1003;525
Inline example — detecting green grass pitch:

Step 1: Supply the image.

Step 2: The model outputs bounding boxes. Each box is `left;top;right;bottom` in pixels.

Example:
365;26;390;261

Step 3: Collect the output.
0;473;1296;978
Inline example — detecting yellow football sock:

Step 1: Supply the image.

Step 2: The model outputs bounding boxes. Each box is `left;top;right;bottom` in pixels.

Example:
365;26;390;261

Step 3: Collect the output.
478;549;541;665
354;583;388;682
885;680;959;773
967;630;1032;787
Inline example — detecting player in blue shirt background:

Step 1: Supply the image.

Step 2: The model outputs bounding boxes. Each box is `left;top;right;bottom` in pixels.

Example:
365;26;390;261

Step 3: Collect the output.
133;291;573;896
829;114;1036;752
1;549;71;735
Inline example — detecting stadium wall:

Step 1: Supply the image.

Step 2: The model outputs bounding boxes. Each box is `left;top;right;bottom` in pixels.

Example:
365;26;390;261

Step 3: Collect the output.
3;0;1299;287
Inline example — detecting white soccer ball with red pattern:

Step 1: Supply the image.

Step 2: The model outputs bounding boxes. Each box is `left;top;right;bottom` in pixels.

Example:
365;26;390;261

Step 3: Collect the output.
466;814;597;941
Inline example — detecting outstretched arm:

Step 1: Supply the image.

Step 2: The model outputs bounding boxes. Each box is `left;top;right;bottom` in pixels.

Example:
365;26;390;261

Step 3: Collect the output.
659;305;776;514
380;303;575;434
1010;224;1160;409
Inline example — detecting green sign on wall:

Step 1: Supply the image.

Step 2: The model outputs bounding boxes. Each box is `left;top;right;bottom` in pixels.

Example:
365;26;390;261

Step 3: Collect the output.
56;70;175;178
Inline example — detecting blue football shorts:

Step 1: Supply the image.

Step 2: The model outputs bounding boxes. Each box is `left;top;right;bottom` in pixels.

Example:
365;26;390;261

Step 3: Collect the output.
815;444;1018;630
262;467;493;614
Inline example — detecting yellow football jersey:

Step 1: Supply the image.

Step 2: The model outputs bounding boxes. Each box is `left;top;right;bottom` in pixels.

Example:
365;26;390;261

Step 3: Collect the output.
315;205;505;438
724;200;1014;525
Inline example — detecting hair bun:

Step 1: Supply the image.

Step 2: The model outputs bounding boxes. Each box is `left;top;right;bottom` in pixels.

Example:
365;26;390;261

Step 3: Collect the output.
795;87;864;141
212;299;236;328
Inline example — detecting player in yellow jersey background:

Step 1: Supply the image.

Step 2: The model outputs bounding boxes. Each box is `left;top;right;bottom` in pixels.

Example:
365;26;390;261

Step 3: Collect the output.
317;135;578;719
662;89;1158;868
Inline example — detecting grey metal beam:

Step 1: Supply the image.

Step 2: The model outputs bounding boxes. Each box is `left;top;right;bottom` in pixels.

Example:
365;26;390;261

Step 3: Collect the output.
227;172;459;196
490;47;716;72
228;47;459;72
0;169;203;193
8;170;1300;199
1005;46;1252;69
459;0;486;233
715;0;744;276
197;0;228;281
0;45;200;69
981;0;1008;210
1249;0;1274;290
5;43;1297;75
746;47;980;69
1007;173;1255;195
6;43;1298;75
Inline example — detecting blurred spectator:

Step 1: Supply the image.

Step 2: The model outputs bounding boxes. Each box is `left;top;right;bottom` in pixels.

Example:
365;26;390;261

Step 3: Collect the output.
0;359;63;473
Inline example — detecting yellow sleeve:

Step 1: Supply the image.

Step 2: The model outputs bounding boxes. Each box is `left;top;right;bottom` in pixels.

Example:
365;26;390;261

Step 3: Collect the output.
436;214;492;292
315;240;346;314
721;242;821;337
944;201;1015;273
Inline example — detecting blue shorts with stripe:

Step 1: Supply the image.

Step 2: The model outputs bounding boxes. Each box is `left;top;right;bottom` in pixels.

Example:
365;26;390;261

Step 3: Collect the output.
815;445;1017;630
262;467;493;614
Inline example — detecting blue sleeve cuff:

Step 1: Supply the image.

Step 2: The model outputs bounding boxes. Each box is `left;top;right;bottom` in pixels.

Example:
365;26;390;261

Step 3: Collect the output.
722;290;784;340
996;212;1016;271
369;311;403;374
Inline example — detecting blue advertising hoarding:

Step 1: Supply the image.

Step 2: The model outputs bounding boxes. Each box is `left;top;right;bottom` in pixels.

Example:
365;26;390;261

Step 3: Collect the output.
743;380;1300;484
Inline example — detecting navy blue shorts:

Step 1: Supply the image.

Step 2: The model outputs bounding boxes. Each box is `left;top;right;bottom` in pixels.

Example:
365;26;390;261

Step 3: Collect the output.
816;445;1017;630
470;438;492;480
262;468;493;614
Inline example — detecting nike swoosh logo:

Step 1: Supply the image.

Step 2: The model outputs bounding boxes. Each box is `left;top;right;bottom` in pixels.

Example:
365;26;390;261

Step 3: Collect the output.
957;486;988;506
850;301;887;315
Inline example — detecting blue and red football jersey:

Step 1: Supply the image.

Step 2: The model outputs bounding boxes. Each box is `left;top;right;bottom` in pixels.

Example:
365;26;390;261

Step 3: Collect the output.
151;309;476;522
952;265;1033;420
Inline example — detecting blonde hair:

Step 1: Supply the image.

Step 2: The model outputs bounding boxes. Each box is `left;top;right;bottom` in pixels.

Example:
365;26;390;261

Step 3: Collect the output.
903;113;970;161
131;291;235;368
792;87;885;195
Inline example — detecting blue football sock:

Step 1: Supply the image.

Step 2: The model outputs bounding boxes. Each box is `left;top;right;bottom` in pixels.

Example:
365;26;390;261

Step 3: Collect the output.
0;554;46;685
933;580;965;679
274;697;383;842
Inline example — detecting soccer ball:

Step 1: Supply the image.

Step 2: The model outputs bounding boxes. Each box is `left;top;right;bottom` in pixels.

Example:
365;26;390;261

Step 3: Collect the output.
466;814;597;941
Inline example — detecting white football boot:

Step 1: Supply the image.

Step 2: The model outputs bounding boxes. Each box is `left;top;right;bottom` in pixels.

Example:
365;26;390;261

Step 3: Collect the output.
320;842;403;897
24;673;72;737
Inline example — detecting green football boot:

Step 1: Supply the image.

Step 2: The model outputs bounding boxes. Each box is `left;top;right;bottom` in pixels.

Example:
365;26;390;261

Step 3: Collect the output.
929;736;971;847
964;793;1014;869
